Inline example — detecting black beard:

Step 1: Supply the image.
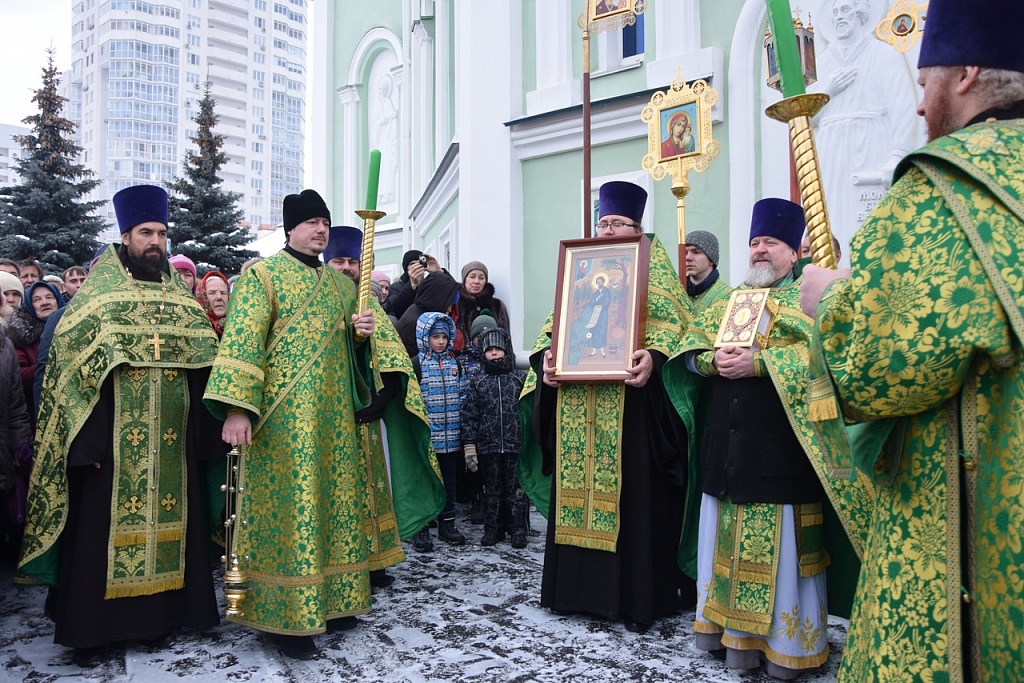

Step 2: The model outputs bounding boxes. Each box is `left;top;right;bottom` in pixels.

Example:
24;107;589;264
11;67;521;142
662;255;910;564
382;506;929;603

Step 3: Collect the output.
121;246;167;282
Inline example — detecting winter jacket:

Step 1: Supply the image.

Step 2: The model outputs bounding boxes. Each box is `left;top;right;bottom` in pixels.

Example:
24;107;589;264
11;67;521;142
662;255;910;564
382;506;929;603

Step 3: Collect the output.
397;271;461;358
0;326;32;496
9;308;45;415
455;282;511;351
461;329;526;456
415;312;466;454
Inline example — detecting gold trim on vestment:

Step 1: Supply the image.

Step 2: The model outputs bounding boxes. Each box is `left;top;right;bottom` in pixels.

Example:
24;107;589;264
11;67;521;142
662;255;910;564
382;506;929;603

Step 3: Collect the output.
720;633;830;670
943;399;964;683
212;356;266;383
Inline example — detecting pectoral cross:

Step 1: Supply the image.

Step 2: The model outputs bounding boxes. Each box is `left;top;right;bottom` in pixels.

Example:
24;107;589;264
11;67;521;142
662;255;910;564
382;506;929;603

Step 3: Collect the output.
149;332;165;360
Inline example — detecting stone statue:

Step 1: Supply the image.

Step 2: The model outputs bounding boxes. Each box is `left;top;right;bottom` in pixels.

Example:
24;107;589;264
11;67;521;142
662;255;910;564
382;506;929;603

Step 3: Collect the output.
809;0;920;263
372;73;399;207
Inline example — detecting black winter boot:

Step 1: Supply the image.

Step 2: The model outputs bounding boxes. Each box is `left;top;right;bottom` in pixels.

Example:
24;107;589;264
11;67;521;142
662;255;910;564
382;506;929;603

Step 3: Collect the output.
470;493;485;525
412;527;433;552
437;517;466;545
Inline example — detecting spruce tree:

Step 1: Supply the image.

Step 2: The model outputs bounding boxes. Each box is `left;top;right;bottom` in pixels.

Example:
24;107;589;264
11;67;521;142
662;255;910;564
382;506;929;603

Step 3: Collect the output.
0;51;105;273
167;82;256;275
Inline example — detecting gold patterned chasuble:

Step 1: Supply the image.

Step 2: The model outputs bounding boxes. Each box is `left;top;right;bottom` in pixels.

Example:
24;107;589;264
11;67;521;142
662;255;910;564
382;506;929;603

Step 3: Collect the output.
813;120;1024;683
17;246;219;597
204;251;372;635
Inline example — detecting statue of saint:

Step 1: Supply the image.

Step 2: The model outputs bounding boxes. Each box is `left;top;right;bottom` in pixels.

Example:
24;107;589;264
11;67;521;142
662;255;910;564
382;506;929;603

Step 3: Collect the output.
809;0;920;262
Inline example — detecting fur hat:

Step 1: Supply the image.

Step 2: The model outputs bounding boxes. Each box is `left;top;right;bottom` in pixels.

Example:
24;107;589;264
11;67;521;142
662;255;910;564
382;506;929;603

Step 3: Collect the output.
282;189;331;234
113;185;168;234
685;230;720;267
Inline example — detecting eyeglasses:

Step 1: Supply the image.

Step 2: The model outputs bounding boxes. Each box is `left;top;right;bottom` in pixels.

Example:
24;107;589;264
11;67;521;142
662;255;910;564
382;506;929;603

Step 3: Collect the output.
595;220;639;231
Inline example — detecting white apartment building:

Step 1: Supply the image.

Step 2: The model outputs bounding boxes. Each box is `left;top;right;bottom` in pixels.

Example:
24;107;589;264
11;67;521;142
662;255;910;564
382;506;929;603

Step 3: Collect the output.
0;124;30;188
68;0;308;242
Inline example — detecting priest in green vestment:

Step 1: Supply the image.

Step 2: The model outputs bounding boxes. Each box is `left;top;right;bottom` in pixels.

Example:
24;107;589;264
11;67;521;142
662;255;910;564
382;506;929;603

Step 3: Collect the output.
18;185;222;668
665;199;856;678
800;3;1024;679
204;190;376;661
323;225;445;588
518;181;696;633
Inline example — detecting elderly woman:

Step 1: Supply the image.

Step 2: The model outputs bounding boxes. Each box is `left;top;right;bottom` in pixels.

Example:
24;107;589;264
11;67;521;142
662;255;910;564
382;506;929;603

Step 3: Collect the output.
0;273;22;329
10;281;64;417
195;271;231;338
454;261;510;353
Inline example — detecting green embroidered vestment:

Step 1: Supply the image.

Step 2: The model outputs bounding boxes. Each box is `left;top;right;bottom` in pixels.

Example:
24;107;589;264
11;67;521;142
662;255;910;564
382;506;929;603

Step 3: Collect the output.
204;252;372;635
812;120;1024;683
518;236;693;553
18;246;219;597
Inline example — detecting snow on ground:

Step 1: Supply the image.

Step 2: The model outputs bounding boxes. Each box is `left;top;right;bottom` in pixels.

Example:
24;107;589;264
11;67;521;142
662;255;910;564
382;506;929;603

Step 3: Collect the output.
0;507;845;682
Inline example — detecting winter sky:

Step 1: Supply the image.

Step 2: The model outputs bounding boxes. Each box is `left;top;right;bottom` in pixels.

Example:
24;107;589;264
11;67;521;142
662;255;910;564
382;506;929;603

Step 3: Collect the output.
0;1;72;127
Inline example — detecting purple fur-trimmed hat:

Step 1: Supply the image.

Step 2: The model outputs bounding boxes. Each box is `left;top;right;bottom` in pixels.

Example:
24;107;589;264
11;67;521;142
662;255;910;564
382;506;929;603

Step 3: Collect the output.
324;226;362;263
749;198;805;253
112;185;168;234
598;181;647;225
919;0;1024;72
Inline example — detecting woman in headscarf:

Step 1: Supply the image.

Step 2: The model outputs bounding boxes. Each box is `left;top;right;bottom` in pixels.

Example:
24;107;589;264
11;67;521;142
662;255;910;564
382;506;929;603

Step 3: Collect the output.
195;271;231;338
10;280;65;417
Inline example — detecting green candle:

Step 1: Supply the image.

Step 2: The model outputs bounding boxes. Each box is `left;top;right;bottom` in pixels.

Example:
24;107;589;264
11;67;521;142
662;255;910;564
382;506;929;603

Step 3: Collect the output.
366;149;381;211
765;0;805;98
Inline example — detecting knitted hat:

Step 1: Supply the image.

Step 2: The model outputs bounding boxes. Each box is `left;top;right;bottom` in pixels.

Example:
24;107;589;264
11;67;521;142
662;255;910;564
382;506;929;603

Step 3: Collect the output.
461;260;488;283
0;272;23;298
749;198;805;253
598;181;647;224
112;184;168;234
324;225;362;263
478;327;513;358
402;250;424;272
919;0;1024;71
282;189;331;234
429;318;451;337
168;254;197;280
685;230;720;267
371;269;390;284
469;312;497;340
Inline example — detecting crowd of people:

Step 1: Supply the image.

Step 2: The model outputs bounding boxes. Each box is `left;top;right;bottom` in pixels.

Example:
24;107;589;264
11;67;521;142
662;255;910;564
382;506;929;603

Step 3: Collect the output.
0;3;1021;680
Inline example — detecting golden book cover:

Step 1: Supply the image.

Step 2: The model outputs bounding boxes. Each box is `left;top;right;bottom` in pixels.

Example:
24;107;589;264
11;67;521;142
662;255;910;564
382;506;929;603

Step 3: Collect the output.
713;288;778;350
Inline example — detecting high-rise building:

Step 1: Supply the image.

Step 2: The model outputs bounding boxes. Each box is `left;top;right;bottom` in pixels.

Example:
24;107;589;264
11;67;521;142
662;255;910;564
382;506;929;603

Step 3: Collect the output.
69;0;308;243
0;124;30;188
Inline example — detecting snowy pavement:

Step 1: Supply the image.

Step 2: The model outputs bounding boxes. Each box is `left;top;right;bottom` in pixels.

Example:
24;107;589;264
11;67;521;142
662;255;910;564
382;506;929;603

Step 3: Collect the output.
0;508;845;682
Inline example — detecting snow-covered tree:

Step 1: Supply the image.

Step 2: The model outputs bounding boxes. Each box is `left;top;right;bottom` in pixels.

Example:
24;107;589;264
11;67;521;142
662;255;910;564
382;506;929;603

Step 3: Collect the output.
167;82;256;275
0;51;105;273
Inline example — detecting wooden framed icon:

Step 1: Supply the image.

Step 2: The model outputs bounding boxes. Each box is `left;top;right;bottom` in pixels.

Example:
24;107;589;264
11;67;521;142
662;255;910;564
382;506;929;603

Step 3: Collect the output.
550;234;650;382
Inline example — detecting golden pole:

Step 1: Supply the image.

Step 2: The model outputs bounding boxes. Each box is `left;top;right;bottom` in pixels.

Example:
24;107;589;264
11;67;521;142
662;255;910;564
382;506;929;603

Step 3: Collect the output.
354;209;387;314
222;445;248;618
765;93;837;269
671;174;690;272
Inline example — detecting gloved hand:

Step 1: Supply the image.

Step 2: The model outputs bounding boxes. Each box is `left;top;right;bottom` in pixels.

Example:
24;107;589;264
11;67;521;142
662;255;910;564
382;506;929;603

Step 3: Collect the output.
464;444;478;473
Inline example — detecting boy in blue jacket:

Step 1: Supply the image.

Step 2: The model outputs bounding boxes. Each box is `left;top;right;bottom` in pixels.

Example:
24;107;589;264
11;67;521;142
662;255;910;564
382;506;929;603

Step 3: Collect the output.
413;312;467;549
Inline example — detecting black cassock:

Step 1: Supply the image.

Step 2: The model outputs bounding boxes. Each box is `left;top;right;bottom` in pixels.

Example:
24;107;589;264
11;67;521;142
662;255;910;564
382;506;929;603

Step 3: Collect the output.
51;368;222;649
535;352;695;628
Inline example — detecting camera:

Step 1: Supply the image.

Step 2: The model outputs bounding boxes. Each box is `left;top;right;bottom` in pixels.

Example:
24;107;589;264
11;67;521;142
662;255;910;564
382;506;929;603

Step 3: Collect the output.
418;255;428;267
